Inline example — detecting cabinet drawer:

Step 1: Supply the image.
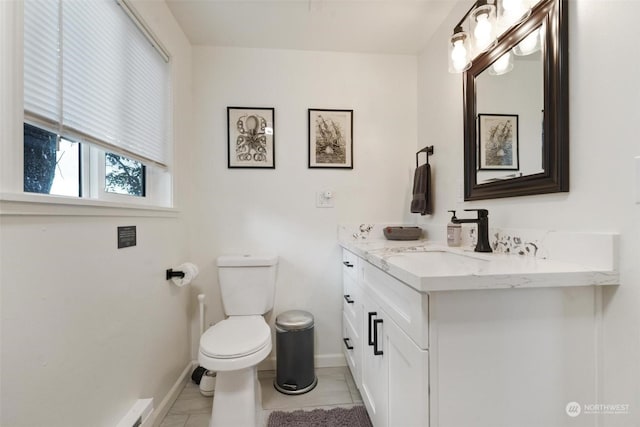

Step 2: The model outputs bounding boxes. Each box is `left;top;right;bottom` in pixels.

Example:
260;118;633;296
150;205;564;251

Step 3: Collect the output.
342;312;361;388
343;273;360;329
342;249;359;280
362;261;429;349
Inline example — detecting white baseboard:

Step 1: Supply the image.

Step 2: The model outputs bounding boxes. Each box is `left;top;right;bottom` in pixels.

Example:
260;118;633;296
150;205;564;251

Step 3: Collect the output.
116;398;154;427
258;353;346;371
150;361;195;427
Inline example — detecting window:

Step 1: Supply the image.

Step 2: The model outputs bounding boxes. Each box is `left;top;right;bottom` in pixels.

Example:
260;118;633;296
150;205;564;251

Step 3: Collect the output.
23;0;171;205
23;123;147;199
105;153;146;197
23;124;81;197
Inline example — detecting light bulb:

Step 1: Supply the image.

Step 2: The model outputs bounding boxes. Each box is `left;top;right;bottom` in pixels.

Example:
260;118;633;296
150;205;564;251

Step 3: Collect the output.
515;29;539;55
474;14;492;50
502;0;524;14
451;40;468;72
491;52;512;75
499;0;530;30
448;28;471;73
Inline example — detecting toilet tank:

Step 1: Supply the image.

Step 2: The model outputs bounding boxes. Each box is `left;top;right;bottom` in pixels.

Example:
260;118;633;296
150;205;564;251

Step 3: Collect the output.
217;254;278;316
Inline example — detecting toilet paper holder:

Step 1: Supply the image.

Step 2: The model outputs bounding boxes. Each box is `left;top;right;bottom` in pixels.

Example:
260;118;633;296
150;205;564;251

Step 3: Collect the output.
166;268;186;280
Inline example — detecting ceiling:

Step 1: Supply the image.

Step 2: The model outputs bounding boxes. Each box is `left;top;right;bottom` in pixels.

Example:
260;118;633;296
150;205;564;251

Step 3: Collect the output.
165;0;457;55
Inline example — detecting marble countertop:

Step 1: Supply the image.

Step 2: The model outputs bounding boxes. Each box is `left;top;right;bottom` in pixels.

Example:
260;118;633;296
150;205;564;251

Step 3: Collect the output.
339;239;620;292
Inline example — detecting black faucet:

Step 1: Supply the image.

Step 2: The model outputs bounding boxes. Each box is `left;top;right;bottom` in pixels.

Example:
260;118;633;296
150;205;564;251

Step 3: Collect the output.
450;209;493;253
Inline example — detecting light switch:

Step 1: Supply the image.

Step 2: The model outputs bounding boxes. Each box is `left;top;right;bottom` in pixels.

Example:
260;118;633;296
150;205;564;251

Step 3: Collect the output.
316;190;334;208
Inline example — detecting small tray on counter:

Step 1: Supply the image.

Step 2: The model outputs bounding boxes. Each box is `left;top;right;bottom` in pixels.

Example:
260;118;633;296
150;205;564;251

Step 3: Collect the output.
383;226;423;241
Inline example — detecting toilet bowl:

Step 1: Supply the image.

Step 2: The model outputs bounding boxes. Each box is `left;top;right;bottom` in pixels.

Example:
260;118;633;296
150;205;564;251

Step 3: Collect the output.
199;316;272;427
199;254;278;427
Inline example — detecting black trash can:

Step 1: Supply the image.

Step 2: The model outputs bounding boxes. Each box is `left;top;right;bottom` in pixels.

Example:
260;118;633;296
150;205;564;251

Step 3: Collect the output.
274;310;317;395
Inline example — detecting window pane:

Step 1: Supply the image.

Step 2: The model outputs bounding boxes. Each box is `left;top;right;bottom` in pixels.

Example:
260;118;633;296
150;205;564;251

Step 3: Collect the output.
24;123;80;196
49;139;81;197
105;153;145;197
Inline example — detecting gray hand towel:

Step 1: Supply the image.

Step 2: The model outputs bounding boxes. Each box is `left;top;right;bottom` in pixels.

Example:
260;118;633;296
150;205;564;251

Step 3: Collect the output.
410;163;432;215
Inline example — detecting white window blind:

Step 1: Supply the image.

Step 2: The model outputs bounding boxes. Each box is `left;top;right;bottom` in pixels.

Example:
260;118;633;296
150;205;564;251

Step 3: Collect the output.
23;0;61;127
23;0;170;168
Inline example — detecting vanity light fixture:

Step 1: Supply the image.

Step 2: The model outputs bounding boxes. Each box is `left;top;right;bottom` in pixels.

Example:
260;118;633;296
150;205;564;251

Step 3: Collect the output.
448;26;472;73
448;0;538;74
499;0;532;29
471;0;497;52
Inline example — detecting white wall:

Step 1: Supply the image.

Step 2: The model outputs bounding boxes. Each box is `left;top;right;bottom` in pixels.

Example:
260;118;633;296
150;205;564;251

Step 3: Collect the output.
418;0;640;425
189;47;417;364
0;1;194;426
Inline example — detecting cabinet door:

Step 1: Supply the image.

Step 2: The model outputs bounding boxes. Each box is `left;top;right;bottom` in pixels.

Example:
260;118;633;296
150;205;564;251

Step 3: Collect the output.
360;296;388;427
384;310;429;427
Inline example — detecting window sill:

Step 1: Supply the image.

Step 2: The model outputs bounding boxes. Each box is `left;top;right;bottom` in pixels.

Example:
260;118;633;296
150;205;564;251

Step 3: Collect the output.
0;192;179;217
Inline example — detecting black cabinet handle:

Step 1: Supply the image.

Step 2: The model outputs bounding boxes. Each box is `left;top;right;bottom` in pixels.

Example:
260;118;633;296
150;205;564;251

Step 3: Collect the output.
344;295;354;304
373;318;384;356
368;311;377;346
343;338;354;350
343;261;354;267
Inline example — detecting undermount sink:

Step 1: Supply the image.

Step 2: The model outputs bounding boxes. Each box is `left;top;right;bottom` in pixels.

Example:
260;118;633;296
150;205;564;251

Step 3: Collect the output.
400;248;492;261
384;250;489;278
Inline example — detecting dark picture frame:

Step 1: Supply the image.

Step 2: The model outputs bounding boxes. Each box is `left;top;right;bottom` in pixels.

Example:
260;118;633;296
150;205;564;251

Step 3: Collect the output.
308;109;353;169
227;107;275;169
478;114;519;171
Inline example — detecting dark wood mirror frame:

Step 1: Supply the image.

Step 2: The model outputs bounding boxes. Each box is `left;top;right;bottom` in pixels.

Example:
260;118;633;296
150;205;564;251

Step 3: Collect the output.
463;0;569;200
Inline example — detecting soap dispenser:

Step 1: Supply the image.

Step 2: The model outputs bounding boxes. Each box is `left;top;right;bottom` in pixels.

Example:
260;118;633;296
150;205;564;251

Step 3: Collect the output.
447;210;461;247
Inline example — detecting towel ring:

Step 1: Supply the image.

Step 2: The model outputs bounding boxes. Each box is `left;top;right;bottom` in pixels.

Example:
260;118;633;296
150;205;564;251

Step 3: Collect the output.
416;145;434;167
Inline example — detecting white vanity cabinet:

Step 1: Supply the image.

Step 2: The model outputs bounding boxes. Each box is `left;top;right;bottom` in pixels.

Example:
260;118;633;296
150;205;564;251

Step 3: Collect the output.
342;249;429;427
341;233;618;427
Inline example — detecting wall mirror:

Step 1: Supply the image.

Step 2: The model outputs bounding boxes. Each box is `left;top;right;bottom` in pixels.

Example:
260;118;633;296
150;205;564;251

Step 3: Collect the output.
463;0;568;200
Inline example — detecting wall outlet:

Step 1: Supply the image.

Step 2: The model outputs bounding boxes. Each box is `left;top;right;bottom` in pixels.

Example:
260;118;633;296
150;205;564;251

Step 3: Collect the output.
316;190;334;208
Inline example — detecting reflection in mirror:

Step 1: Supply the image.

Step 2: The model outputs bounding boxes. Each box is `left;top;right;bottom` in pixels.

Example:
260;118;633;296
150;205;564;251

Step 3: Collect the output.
476;23;544;184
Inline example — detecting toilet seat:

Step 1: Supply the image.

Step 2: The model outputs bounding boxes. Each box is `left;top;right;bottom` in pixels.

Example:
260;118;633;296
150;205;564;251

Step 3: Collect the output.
200;315;270;358
198;315;272;372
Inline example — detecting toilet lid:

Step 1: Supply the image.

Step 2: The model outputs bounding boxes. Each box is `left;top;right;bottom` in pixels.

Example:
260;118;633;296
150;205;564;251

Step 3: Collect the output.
200;316;271;359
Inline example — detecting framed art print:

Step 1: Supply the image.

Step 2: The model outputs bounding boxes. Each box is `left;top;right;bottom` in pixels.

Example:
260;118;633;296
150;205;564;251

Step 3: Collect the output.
308;109;353;169
227;107;275;168
478;114;519;170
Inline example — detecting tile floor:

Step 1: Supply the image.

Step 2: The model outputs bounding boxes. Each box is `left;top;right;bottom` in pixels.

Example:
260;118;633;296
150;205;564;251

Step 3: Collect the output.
159;366;363;427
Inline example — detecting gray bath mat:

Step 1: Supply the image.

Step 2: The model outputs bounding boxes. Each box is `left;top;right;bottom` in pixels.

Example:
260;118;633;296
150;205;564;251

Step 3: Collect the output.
267;405;372;427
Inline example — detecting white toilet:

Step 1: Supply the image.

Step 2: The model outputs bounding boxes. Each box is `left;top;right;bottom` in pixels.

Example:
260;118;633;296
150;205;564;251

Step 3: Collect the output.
198;254;278;427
